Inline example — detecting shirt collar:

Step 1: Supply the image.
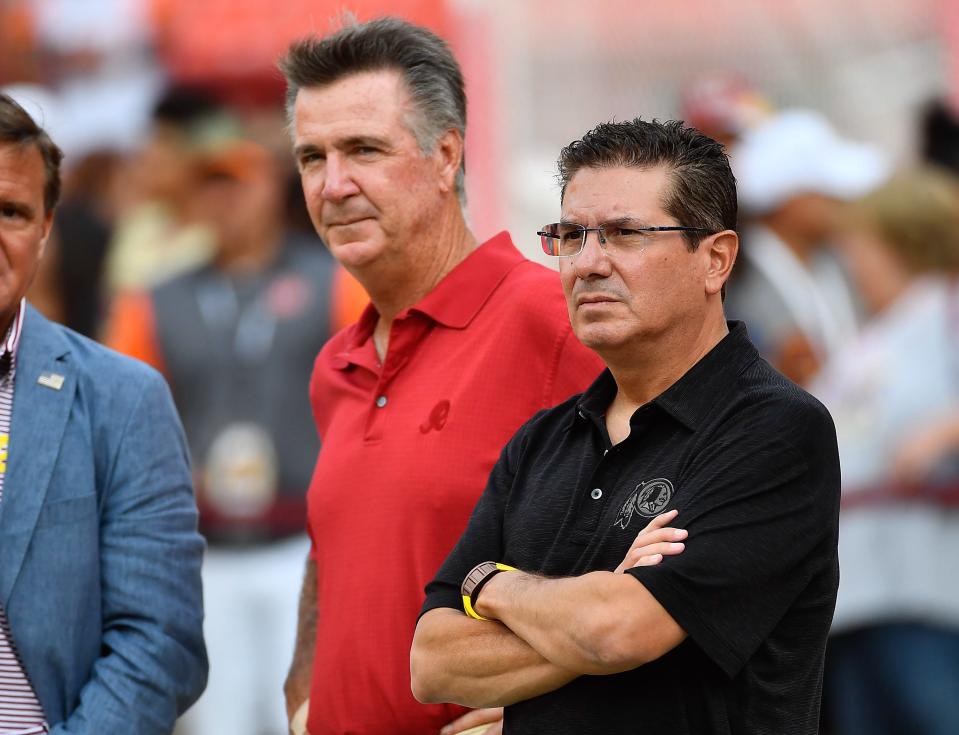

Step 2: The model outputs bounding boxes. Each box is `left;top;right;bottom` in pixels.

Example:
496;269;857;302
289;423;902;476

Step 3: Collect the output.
0;299;25;378
332;232;526;370
572;322;759;432
410;231;525;328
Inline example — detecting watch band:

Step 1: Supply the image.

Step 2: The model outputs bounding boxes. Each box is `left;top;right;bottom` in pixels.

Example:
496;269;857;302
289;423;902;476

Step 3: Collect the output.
461;561;517;620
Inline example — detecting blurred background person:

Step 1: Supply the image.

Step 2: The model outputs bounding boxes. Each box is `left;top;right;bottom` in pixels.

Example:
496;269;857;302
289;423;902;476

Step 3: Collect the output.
812;167;959;735
678;72;772;150
103;86;220;296
51;150;123;336
106;127;365;735
922;98;959;175
4;84;120;337
725;109;889;385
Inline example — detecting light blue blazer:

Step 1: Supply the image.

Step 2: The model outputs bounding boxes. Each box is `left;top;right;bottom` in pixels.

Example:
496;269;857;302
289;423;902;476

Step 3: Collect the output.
0;305;207;733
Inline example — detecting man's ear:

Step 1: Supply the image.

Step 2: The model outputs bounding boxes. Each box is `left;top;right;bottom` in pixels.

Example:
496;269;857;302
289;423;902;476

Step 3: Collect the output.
704;230;738;297
433;129;463;196
38;209;54;259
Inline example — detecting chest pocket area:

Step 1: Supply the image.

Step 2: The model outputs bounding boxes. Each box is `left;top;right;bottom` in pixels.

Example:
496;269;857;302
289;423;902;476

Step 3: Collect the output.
36;494;98;528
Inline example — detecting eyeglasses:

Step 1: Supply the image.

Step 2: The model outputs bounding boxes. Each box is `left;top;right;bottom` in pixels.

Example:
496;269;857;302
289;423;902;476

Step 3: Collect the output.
537;222;710;258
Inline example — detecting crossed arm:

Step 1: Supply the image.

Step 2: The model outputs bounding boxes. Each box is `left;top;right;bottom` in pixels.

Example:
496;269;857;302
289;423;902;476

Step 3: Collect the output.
410;512;687;708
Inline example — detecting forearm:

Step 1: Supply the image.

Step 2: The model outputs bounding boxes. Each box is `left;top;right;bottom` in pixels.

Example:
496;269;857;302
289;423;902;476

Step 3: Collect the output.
411;608;578;708
284;556;317;715
477;571;683;674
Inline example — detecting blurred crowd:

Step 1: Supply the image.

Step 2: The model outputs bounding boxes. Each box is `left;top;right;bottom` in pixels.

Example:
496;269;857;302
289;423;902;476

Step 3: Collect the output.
4;2;959;734
686;77;959;735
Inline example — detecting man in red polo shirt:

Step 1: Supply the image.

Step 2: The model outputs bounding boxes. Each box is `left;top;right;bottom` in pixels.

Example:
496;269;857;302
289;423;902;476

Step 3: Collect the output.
278;17;602;735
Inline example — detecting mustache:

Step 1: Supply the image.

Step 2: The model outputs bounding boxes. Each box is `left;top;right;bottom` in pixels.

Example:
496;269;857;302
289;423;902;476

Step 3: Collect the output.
322;204;377;226
571;281;626;303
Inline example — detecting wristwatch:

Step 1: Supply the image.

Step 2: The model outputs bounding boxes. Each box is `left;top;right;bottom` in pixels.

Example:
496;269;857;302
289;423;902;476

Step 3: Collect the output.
461;561;516;620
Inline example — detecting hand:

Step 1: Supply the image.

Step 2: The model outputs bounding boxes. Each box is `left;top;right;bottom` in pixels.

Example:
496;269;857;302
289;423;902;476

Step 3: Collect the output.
892;420;959;485
775;331;821;387
614;509;687;574
284;670;310;723
289;698;310;735
440;707;504;735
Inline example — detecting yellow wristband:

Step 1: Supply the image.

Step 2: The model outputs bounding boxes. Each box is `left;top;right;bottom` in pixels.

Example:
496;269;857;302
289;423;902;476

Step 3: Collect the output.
461;562;517;620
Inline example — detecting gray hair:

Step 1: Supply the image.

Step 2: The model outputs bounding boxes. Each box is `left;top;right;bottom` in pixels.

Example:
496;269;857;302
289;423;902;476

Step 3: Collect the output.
279;17;467;205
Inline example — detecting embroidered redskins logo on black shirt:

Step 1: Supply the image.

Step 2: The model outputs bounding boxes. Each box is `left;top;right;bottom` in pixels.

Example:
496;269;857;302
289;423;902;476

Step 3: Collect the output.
613;478;674;529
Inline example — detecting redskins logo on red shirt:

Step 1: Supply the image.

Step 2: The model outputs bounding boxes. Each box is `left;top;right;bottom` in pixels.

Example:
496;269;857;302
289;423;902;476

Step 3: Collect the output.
420;400;451;433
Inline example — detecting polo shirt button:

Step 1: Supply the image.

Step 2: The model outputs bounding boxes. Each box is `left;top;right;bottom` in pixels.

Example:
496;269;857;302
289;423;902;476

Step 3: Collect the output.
375;395;388;408
590;488;602;500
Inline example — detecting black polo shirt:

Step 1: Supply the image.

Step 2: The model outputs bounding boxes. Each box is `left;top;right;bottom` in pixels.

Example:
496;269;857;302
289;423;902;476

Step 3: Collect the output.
422;322;840;735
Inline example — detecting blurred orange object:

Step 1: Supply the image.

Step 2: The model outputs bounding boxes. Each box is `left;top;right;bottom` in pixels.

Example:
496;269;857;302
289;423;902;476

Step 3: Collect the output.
0;1;38;84
149;0;448;96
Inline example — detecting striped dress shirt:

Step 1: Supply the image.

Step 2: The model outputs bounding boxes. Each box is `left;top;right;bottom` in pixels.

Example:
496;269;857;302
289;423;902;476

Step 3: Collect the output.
0;301;49;734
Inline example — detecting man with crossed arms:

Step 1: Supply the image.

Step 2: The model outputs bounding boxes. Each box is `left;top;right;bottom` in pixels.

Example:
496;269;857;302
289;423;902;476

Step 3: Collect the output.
412;119;841;735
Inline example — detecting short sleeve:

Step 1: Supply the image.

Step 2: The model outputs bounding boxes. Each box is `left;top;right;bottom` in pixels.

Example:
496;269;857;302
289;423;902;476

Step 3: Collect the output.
628;397;840;677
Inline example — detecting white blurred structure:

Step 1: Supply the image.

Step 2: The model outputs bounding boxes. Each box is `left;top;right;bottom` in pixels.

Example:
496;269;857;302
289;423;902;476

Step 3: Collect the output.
459;0;946;256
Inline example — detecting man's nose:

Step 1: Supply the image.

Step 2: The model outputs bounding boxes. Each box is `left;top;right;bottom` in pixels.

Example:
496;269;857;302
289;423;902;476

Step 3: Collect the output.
321;154;360;201
584;227;607;251
572;229;612;276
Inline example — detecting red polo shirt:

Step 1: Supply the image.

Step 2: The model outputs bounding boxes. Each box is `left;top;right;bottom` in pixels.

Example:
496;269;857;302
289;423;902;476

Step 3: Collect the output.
306;232;602;735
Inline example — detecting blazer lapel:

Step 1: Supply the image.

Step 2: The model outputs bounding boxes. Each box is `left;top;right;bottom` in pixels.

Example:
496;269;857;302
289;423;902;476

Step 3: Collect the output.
0;306;75;607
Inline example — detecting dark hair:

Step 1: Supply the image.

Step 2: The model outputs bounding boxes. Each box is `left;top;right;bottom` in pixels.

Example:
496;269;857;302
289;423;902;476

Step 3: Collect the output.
0;93;64;212
558;119;737;250
921;99;959;176
279;16;467;203
153;84;222;128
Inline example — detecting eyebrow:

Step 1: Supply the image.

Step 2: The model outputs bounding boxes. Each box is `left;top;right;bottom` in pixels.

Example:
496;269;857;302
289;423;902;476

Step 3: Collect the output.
293;135;391;159
293;142;319;159
340;134;389;149
559;216;652;228
0;197;36;219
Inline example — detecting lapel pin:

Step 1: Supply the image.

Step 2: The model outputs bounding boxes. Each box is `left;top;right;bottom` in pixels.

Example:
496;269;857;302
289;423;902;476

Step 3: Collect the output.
38;372;65;391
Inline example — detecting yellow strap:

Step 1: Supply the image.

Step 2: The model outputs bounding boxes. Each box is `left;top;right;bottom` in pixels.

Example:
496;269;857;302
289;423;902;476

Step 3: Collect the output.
462;564;517;620
462;595;489;621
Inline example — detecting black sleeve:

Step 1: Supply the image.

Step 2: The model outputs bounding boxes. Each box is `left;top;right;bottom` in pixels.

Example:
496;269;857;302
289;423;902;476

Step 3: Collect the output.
628;395;840;678
419;423;527;619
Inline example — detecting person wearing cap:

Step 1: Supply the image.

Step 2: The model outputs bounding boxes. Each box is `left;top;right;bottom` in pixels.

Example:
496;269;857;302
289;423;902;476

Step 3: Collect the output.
678;72;772;150
0;92;207;733
411;118;841;735
106;129;366;735
278;17;603;735
725;109;889;385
